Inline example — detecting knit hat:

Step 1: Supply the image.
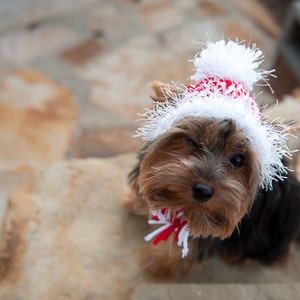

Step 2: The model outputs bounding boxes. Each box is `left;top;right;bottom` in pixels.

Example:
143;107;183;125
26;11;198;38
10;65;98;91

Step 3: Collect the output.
136;39;291;190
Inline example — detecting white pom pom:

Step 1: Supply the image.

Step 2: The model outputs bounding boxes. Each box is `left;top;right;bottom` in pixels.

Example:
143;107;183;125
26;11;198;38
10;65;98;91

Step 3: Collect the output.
190;40;274;91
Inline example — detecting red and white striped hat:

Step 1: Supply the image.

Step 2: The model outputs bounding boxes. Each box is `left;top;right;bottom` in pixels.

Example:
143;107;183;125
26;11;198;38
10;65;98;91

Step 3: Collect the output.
136;39;291;190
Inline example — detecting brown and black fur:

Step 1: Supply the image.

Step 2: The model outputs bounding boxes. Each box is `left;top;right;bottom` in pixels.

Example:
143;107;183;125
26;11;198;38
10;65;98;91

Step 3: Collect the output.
124;82;300;277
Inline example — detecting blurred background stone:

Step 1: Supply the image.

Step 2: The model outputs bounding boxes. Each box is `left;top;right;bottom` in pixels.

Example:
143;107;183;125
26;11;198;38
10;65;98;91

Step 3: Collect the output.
0;69;77;172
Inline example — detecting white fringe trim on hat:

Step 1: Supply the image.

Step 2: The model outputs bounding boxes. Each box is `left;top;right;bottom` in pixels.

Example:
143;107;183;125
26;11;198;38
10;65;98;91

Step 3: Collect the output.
135;39;291;190
136;90;291;190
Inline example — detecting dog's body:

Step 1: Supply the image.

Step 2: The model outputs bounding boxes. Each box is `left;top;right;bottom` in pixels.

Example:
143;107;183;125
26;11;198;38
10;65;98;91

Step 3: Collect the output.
124;41;300;277
124;82;300;277
199;175;300;265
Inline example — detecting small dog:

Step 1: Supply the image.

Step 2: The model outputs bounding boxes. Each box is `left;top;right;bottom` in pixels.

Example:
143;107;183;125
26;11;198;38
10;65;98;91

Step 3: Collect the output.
124;40;300;277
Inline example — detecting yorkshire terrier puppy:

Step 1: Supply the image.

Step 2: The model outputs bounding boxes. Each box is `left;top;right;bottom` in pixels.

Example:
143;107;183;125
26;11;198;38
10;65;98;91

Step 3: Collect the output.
124;40;300;277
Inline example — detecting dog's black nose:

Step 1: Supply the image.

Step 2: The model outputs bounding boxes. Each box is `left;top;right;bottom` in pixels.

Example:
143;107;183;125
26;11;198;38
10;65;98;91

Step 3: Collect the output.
192;183;214;202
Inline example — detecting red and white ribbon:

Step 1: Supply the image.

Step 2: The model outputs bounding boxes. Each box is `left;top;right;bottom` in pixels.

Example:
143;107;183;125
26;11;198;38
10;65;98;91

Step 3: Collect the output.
144;209;190;258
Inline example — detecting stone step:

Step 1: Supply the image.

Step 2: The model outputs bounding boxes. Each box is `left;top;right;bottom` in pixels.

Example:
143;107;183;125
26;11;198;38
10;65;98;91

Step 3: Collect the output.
133;283;300;300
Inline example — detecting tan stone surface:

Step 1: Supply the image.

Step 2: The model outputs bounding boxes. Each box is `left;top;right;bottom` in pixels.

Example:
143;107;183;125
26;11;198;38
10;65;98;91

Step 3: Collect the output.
0;154;147;300
264;93;300;165
137;0;184;32
223;20;265;49
0;154;299;300
61;39;105;65
0;69;77;171
0;26;78;63
265;93;300;124
75;127;141;158
82;38;191;120
85;1;139;45
0;170;28;231
0;0;98;30
197;0;227;16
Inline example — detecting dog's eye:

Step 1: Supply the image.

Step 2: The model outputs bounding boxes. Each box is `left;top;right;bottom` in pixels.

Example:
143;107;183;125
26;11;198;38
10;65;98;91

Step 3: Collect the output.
186;137;198;149
230;154;245;168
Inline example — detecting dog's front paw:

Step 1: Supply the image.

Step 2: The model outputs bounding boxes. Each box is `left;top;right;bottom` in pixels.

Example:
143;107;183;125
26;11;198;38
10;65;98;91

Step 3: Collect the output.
138;244;177;277
138;242;193;278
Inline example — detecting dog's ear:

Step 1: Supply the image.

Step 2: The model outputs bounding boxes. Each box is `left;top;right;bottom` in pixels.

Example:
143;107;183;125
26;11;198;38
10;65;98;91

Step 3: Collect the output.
150;81;183;103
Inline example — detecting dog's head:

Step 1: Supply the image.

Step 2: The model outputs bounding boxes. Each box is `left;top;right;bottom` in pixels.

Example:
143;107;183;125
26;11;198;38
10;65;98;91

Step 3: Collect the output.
135;40;291;243
137;85;261;239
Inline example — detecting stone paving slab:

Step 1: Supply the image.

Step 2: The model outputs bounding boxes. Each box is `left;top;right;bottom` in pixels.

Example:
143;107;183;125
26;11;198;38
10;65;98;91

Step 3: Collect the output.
0;153;299;300
133;283;300;300
0;69;78;233
0;0;98;32
0;154;147;300
0;69;77;171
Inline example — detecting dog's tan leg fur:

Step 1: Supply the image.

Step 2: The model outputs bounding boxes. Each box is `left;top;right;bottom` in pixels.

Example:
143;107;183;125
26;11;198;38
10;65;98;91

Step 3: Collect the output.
138;237;198;278
123;187;149;216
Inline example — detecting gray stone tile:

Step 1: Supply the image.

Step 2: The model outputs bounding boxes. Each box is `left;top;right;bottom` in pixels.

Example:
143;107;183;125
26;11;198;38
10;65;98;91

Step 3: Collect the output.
0;0;99;31
133;283;300;300
0;25;79;63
